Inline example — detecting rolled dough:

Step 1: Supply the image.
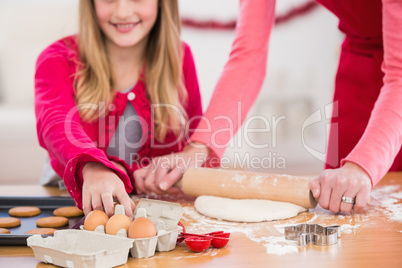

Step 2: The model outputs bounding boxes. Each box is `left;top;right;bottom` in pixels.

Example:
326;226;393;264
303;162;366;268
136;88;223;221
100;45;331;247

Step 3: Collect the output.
194;195;307;222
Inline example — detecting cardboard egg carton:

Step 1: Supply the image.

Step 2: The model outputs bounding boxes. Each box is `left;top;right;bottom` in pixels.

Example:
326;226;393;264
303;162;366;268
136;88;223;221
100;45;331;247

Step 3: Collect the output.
80;200;183;258
27;199;183;266
81;199;183;259
130;198;183;258
27;229;134;268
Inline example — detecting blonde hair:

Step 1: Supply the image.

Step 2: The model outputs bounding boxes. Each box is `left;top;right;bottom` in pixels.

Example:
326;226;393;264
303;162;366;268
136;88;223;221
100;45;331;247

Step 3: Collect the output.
76;0;187;142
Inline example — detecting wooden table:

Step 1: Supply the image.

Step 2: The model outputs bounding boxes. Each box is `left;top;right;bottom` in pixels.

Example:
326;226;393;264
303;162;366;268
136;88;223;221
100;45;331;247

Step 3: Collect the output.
1;173;401;268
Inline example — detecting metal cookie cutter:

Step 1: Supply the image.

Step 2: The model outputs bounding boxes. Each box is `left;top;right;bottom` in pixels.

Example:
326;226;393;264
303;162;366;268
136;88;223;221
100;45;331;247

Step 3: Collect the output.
284;224;341;246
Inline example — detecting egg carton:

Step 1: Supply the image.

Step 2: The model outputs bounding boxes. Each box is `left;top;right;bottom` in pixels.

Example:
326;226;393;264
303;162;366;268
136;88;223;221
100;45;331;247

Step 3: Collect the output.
78;200;183;259
27;229;134;268
132;198;183;257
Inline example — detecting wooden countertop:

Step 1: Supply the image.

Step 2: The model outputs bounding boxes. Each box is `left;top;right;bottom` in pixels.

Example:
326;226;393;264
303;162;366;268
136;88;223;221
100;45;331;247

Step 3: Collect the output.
0;173;401;268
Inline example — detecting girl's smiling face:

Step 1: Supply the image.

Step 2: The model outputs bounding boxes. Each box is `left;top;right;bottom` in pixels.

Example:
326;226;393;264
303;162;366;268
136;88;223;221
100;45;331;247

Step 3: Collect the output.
94;0;159;49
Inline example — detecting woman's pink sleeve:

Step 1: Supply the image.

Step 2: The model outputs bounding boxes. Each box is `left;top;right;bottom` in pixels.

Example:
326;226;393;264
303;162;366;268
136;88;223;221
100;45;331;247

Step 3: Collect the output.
342;0;402;187
34;48;132;209
189;0;276;158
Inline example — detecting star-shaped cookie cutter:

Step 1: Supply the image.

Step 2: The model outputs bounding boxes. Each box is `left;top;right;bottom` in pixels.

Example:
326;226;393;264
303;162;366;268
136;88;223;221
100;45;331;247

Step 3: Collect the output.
284;224;341;246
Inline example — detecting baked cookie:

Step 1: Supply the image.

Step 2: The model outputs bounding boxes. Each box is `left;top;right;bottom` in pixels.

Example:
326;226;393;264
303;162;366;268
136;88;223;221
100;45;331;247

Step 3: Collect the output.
0;217;21;228
53;206;84;218
25;228;57;235
36;216;69;228
0;228;11;234
9;206;41;217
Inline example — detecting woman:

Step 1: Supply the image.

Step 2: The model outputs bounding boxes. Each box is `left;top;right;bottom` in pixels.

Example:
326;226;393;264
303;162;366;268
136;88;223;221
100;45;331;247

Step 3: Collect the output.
134;0;402;214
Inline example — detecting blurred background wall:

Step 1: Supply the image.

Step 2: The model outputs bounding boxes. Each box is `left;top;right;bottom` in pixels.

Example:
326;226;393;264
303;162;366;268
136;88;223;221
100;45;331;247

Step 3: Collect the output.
0;0;342;184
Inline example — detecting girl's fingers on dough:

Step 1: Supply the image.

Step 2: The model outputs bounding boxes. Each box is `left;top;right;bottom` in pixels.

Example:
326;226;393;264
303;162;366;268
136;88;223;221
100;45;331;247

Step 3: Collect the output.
154;160;169;187
159;167;182;191
144;167;164;195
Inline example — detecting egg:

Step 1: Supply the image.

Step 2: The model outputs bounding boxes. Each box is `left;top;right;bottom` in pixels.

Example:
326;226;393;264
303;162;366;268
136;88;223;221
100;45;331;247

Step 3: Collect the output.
128;217;157;239
84;210;109;231
105;214;132;235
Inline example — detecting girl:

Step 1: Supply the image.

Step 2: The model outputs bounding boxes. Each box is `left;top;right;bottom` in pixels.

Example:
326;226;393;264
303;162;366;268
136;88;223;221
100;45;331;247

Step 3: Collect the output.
34;0;203;218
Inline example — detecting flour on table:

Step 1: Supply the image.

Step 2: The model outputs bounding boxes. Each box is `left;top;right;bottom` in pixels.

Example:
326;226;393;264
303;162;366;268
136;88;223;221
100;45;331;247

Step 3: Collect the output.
194;195;307;222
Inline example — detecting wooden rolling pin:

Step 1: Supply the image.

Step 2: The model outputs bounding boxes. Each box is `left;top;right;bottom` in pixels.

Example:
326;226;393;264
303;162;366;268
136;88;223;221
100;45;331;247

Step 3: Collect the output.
179;167;317;209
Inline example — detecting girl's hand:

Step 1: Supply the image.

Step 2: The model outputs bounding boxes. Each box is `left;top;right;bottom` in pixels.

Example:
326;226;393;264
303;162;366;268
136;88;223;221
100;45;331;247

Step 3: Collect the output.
309;161;372;213
110;160;128;175
133;143;209;195
82;162;135;218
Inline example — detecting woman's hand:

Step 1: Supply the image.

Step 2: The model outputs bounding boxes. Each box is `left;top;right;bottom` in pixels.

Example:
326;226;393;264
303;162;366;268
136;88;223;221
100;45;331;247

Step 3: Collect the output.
82;162;135;218
309;161;372;213
133;142;209;195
